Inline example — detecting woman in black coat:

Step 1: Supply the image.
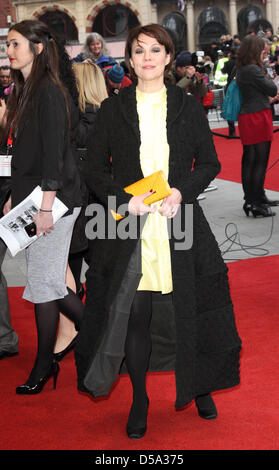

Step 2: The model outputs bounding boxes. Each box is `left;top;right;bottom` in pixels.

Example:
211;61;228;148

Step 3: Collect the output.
75;24;241;439
2;20;84;394
72;61;108;264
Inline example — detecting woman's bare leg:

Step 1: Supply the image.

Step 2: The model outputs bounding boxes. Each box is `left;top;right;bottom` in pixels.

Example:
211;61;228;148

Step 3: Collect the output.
53;264;77;354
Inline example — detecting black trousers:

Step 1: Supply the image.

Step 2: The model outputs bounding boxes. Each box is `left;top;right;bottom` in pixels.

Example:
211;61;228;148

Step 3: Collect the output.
228;120;235;136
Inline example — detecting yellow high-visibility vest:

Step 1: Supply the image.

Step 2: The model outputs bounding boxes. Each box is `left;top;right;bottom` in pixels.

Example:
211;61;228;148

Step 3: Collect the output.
214;58;228;87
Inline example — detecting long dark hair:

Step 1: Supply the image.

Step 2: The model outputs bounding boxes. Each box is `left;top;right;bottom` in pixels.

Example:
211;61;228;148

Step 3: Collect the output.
2;20;69;142
54;36;79;107
236;34;265;69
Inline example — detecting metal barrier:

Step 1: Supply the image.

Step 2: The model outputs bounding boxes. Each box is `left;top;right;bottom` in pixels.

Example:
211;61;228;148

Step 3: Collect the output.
209;88;225;122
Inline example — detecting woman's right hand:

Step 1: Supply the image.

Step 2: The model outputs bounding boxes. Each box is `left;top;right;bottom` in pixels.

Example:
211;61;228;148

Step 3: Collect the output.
3;195;11;215
33;211;54;236
128;191;156;216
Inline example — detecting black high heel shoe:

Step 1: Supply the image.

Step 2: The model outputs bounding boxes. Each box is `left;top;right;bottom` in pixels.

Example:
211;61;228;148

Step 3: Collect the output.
16;361;60;395
243;202;252;216
195;393;217;420
261;195;279;207
53;335;78;362
243;203;275;218
126;397;149;439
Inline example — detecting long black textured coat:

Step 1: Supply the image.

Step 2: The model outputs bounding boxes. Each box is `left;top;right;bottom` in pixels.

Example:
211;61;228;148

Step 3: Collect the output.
75;83;241;408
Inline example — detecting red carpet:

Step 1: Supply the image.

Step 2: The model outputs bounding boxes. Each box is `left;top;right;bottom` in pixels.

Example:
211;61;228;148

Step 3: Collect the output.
0;255;279;450
213;127;279;191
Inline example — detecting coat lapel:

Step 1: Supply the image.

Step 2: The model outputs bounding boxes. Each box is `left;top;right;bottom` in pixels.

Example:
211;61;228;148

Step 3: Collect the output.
117;82;186;182
165;83;185;128
118;83;185;141
118;83;140;145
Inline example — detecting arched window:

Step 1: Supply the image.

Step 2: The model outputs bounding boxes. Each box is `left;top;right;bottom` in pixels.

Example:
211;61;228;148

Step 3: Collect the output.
198;7;228;48
237;5;272;38
39;10;78;44
162;11;187;55
93;5;139;40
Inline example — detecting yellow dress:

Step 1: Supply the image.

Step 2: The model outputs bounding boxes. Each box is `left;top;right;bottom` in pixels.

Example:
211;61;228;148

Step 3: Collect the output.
136;86;173;294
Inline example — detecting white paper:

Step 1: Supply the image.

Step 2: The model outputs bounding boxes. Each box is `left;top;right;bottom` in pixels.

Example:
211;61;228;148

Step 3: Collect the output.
0;186;68;256
0;155;11;177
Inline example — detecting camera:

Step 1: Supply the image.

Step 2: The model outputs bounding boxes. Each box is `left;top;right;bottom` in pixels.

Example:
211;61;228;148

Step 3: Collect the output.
111;88;120;96
196;51;204;59
195;64;206;74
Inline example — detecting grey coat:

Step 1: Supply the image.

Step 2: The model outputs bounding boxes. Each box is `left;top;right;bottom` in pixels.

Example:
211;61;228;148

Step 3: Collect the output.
236;64;277;114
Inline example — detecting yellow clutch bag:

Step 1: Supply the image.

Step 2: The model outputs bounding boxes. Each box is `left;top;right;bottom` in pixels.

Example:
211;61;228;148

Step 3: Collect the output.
111;170;171;221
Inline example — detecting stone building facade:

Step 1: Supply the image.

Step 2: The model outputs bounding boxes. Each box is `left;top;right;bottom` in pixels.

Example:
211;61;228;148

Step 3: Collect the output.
0;0;16;29
7;0;279;57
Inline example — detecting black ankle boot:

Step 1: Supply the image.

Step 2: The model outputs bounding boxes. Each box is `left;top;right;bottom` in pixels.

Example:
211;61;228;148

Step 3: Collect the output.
195;393;217;420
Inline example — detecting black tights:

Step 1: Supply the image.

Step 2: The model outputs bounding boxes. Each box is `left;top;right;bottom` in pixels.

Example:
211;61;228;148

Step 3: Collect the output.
124;291;152;425
27;288;83;386
242;141;271;205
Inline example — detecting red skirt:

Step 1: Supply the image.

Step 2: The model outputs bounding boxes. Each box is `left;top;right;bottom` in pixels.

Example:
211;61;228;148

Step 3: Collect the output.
238;108;273;145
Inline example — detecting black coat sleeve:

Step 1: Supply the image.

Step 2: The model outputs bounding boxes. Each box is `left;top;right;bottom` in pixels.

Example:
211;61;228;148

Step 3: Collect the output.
85;98;132;211
176;97;221;203
72;104;98;149
38;84;68;191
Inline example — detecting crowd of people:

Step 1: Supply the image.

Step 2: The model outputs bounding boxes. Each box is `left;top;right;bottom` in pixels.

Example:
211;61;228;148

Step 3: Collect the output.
165;28;279;218
0;18;278;441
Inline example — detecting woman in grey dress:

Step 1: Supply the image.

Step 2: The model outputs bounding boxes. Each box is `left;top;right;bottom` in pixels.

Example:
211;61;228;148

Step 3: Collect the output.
2;20;84;394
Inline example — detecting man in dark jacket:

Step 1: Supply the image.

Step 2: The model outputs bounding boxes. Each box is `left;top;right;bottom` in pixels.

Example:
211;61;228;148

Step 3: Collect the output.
0;66;11;101
0;173;19;360
168;51;208;101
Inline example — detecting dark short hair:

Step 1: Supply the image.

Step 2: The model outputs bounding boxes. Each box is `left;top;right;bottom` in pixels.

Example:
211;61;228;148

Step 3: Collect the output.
125;24;175;79
236;34;265;68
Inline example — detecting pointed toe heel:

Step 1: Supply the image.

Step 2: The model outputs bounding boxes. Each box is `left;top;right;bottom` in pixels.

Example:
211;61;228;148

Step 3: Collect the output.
243;203;275;218
53;335;78;363
16;361;60;395
251;205;275;218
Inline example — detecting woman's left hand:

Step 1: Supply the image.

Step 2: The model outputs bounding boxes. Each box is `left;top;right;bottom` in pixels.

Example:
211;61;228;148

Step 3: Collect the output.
270;91;279;103
33;212;54;236
158;188;182;218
